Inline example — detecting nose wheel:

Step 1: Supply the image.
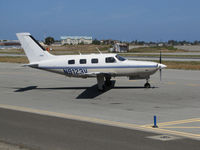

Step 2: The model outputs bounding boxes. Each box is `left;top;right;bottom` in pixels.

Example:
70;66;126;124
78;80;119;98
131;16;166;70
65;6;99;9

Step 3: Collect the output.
144;78;151;88
144;82;151;88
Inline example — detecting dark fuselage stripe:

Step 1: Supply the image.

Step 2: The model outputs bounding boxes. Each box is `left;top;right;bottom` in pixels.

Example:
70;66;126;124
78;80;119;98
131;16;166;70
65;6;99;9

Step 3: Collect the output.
40;65;158;69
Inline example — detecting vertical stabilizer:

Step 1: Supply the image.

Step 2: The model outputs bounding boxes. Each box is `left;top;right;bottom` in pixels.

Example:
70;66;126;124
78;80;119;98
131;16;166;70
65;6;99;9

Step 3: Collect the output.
16;33;54;63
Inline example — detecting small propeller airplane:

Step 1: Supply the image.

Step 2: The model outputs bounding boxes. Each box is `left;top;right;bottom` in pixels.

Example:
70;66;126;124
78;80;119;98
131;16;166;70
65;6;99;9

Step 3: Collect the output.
16;33;166;91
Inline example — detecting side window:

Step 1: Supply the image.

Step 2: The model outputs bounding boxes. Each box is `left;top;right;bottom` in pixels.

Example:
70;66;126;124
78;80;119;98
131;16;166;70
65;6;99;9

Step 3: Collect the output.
91;58;98;64
105;57;116;63
80;59;86;64
68;60;75;64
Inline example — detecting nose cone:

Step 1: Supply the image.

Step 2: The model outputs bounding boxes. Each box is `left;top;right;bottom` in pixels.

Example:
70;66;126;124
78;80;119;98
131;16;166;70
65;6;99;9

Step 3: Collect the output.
158;64;167;69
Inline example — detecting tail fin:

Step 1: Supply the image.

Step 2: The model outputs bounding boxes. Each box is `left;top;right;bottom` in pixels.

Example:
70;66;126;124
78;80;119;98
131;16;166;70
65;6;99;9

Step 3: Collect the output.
16;33;54;63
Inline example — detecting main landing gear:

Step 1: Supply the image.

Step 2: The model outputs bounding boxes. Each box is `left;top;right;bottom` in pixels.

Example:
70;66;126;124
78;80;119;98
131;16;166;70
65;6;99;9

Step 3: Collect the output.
105;76;112;86
144;78;151;88
97;75;112;91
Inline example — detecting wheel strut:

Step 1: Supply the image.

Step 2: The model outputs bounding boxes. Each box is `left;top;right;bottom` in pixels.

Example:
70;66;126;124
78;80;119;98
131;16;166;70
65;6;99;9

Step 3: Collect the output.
144;78;151;88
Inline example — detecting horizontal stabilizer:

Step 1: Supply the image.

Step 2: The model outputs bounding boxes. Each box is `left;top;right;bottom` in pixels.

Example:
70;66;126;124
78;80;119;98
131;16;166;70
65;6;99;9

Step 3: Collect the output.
23;64;39;68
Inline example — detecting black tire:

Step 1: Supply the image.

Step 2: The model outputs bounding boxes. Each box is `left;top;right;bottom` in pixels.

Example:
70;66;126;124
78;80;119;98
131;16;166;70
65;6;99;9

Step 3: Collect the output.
144;83;151;88
105;80;112;86
98;85;105;92
105;76;111;86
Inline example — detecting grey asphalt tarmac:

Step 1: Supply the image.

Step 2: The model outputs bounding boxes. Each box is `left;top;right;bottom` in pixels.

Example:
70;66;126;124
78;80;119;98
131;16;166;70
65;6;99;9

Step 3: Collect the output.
0;63;200;149
0;108;199;150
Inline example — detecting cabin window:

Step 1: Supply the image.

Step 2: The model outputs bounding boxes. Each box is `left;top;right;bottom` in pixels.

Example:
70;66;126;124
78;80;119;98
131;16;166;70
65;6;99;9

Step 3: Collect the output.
105;57;116;63
68;60;75;64
115;55;126;61
91;58;98;64
80;59;87;64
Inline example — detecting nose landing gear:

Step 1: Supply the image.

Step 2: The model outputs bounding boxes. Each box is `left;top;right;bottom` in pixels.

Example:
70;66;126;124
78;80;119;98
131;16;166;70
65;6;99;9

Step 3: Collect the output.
144;78;151;88
144;82;151;88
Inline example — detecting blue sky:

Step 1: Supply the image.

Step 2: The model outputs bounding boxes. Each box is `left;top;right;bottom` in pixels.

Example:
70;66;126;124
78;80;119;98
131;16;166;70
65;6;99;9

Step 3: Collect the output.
1;0;200;41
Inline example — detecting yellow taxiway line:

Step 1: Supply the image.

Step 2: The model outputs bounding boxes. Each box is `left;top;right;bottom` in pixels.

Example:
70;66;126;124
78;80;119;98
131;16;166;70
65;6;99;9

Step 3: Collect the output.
143;118;200;127
160;126;200;129
157;118;200;126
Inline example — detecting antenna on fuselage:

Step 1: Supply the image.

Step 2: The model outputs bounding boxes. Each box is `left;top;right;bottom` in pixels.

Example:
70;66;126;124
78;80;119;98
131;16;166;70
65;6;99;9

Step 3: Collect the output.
79;51;82;55
96;47;102;54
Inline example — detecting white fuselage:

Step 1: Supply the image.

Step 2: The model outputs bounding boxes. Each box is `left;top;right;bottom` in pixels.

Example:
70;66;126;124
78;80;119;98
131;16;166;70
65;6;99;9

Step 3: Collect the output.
35;53;159;79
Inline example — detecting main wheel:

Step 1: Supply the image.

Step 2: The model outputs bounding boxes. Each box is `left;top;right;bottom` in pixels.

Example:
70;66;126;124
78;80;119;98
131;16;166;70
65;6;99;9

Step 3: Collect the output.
98;85;105;92
105;80;112;86
105;76;112;86
144;82;151;88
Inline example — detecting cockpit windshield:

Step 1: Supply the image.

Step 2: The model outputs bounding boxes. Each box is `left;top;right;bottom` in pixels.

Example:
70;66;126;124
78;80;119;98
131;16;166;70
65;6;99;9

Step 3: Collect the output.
115;55;126;61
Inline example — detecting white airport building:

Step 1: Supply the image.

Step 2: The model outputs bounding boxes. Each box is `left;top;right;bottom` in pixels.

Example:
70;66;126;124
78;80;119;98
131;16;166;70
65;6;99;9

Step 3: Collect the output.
61;36;92;45
110;43;129;52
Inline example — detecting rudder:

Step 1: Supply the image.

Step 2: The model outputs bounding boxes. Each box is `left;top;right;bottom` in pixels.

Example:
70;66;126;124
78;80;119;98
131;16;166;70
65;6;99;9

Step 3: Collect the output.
16;33;54;63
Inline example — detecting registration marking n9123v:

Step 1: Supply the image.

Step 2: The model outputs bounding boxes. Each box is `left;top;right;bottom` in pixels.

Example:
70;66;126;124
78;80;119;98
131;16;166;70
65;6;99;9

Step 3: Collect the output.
63;68;88;75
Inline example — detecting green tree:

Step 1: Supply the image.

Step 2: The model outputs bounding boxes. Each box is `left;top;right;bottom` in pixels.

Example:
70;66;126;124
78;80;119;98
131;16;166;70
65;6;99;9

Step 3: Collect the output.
193;40;200;45
45;37;55;45
168;40;178;45
92;39;100;45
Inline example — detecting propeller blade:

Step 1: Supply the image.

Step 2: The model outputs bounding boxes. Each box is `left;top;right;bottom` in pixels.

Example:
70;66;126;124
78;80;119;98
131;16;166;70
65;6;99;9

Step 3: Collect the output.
160;69;162;81
159;51;162;64
159;51;162;81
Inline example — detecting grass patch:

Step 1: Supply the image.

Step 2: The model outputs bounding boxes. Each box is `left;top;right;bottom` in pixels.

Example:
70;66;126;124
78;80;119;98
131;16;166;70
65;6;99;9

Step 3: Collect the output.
129;46;187;53
0;49;24;54
0;51;25;54
0;56;28;63
1;45;198;55
48;45;110;53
